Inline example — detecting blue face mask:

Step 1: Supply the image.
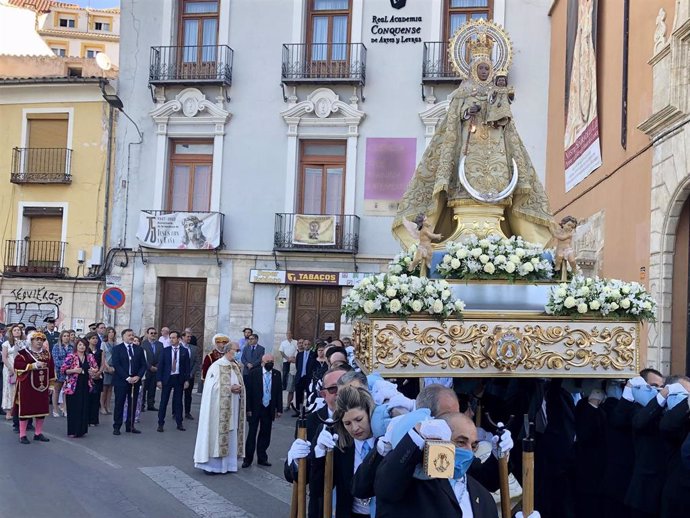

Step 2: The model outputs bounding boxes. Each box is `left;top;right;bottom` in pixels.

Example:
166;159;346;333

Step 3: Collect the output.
632;384;658;406
667;392;689;410
454;447;474;479
605;382;623;400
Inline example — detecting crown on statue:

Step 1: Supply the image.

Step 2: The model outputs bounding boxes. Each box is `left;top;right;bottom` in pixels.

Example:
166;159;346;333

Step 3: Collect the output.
468;33;494;61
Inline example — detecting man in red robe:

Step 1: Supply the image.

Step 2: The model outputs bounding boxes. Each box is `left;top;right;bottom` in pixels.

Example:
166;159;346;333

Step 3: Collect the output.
201;334;229;382
14;332;55;444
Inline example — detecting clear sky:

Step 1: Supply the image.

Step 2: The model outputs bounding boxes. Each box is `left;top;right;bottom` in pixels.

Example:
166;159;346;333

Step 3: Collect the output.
70;0;120;8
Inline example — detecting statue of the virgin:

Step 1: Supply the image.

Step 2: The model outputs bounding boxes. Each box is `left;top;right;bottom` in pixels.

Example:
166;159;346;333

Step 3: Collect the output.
392;19;553;248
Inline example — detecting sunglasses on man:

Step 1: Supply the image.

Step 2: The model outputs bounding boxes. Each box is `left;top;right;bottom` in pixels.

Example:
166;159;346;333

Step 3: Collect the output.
322;385;338;395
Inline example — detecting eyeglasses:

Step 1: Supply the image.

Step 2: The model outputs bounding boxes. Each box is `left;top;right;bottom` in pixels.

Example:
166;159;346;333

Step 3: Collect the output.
216;340;229;344
322;385;338;395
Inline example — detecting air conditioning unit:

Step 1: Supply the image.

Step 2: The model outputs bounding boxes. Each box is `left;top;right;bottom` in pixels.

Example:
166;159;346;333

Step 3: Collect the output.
89;246;104;266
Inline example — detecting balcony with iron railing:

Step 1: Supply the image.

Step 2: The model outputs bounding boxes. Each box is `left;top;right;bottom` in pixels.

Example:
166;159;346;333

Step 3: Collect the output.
422;41;462;82
11;148;72;184
149;45;234;86
273;213;360;254
4;240;68;277
281;43;367;85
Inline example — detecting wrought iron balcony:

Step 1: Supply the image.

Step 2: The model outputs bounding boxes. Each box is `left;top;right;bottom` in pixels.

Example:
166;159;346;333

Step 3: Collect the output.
423;41;462;82
4;240;68;278
273;213;360;254
149;45;233;86
281;43;366;85
11;148;72;184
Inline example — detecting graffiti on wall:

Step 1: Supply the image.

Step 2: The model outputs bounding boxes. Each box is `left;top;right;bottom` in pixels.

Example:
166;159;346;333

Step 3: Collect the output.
2;286;63;325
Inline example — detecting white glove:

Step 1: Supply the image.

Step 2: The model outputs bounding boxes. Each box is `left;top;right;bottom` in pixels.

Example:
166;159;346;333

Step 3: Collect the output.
628;376;647;388
372;380;399;404
666;383;688;396
287;439;311;465
491;425;514;458
515;512;541;518
376;437;392;457
387;392;415;412
418;419;452;441
314;428;338;459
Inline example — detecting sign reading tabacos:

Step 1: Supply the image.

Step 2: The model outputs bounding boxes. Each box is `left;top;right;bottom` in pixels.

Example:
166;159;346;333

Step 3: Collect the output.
286;271;338;285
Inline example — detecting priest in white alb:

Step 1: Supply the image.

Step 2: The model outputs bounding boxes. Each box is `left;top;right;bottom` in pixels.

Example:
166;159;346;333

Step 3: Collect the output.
194;340;246;474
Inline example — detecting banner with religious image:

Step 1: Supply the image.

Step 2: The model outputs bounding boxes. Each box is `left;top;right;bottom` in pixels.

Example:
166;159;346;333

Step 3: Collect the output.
564;0;602;192
292;214;336;246
136;211;222;249
364;138;417;216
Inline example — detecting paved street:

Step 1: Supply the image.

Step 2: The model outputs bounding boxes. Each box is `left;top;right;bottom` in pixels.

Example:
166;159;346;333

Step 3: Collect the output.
0;393;296;518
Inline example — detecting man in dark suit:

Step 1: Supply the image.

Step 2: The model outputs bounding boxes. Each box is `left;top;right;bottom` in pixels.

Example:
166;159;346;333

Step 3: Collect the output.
240;333;264;379
243;354;282;468
181;331;199;420
141;327;163;411
659;377;690;518
294;339;315;415
156;330;190;432
111;328;146;435
374;412;499;518
43;317;59;348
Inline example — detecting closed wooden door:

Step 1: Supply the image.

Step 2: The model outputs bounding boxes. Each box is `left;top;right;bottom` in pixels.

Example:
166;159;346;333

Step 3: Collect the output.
160;278;206;348
291;285;342;341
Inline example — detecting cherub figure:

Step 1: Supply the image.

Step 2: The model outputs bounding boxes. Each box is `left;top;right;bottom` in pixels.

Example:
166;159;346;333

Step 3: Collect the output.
547;215;579;281
402;213;443;277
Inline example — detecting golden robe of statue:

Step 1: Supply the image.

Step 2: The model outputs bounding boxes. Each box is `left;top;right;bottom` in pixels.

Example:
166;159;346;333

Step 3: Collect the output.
392;44;553;249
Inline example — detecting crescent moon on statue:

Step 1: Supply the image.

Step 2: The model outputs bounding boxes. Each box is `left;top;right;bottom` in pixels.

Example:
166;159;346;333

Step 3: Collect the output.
457;155;519;203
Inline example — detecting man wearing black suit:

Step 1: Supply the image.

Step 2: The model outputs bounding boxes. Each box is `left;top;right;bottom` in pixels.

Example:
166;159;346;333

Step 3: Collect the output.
659;377;690;518
374;412;499;518
43;317;59;348
141;327;163;411
240;333;265;379
111;328;146;435
156;330;190;432
243;354;282;468
294;339;315;414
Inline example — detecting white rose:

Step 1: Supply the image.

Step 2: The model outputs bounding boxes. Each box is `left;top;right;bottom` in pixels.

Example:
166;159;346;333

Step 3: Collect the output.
361;277;371;286
389;299;402;313
479;254;490;264
478;239;491;248
450;258;461;269
504;262;516;273
643;301;652;310
531;257;540;265
376;282;385;290
425;285;436;295
556;288;567;298
363;301;376;314
411;300;423;312
609;302;619;311
620;299;631;309
564;296;577;308
622;286;631;295
471;248;482;258
509;254;521;264
400;284;409;294
454;300;466;312
611;290;622;300
404;257;411;264
456;249;468;259
432;300;444;313
522;262;534;273
390;265;402;274
515;248;526;258
443;255;452;264
577;303;588;314
589;300;601;310
494;254;506;264
386;287;397;298
483;262;496;274
442;290;451;300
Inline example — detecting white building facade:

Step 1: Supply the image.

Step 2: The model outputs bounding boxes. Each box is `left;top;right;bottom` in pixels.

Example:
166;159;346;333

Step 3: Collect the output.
111;0;552;355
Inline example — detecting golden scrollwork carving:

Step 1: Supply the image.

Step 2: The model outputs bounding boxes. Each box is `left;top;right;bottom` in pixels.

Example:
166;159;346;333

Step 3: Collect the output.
353;317;639;377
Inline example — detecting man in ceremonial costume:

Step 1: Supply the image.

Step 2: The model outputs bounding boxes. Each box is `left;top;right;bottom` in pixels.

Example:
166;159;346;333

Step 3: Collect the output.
201;334;229;383
14;331;55;444
194;340;246;474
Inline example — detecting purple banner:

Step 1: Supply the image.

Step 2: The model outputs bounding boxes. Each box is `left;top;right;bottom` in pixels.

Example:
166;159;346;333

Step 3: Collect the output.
364;137;417;216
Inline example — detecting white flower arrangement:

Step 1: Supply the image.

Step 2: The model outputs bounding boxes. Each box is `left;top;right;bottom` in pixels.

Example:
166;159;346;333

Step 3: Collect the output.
436;235;553;281
387;244;420;276
342;272;465;320
545;276;657;322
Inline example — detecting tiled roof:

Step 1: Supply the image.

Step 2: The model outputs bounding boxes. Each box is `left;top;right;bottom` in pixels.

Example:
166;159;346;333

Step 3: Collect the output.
38;28;120;41
8;0;120;14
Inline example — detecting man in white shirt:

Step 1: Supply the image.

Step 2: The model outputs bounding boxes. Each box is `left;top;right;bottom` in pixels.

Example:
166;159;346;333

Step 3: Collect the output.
159;327;171;348
279;331;297;412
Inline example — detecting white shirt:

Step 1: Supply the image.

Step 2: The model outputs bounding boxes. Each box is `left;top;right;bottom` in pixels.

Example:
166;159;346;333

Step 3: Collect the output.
170;346;180;375
352;437;376;514
160;335;171;348
450;477;473;518
279;339;298;375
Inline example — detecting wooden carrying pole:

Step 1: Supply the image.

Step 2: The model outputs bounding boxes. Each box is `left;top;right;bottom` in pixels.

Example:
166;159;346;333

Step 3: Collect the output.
289;409;308;518
522;418;535;516
486;414;512;518
322;419;337;518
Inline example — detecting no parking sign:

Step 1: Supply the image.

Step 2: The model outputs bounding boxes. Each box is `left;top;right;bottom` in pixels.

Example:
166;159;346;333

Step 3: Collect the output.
102;287;126;310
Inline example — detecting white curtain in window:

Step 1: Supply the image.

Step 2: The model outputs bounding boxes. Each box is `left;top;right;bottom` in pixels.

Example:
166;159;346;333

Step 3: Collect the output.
325;167;343;214
331;16;347;61
192;165;212;211
171;165;191;211
451;0;488;7
184;1;218;13
314;0;348;10
312;17;328;61
201;19;217;61
183;20;198;62
303;167;323;213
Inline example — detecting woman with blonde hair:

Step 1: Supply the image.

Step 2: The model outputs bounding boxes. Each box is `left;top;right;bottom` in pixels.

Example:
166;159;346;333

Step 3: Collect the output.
312;385;377;517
